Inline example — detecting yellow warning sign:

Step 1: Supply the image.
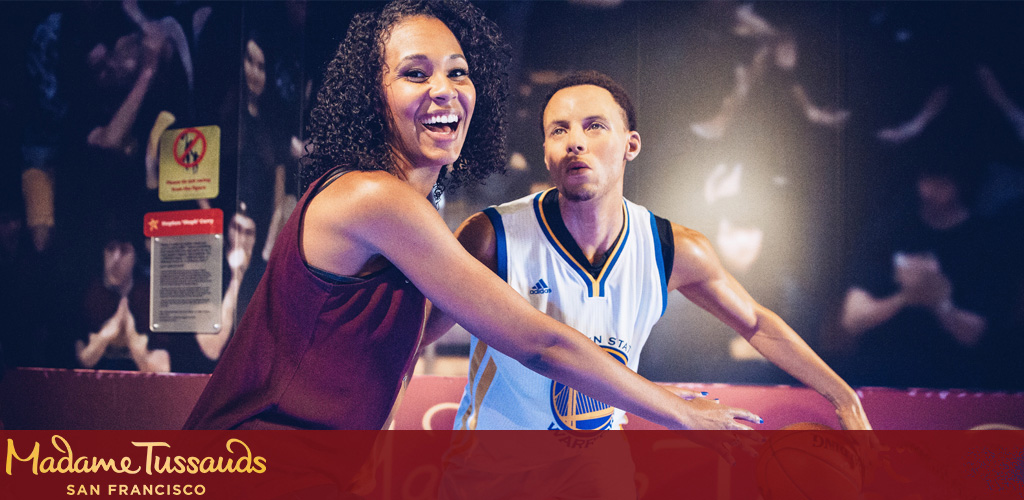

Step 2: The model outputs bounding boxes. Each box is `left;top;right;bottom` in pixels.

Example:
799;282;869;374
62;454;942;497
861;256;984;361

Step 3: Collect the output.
159;125;220;201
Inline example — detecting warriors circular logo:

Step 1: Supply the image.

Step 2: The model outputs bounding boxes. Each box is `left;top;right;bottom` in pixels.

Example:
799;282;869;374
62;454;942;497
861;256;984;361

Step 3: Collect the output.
550;346;628;431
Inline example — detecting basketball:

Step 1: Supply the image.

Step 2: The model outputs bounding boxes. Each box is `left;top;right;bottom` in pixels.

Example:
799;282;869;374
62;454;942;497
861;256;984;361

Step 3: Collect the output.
780;422;834;431
755;422;863;500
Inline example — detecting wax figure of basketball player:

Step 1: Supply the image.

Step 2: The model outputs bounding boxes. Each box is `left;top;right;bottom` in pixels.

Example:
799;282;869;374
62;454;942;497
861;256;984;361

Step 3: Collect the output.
427;70;871;498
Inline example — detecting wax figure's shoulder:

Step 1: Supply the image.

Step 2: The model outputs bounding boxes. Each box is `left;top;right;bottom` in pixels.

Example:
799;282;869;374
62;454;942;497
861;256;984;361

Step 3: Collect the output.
666;221;723;289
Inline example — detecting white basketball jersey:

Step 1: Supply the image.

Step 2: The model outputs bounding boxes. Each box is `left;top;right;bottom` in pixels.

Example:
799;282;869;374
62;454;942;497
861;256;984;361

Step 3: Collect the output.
454;189;670;430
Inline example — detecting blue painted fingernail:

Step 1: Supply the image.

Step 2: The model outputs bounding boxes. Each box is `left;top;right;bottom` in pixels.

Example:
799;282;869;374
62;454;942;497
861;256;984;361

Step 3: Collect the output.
758;418;764;424
701;392;708;396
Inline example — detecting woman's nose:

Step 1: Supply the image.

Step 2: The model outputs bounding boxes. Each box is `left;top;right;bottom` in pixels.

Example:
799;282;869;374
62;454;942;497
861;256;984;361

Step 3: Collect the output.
430;76;457;103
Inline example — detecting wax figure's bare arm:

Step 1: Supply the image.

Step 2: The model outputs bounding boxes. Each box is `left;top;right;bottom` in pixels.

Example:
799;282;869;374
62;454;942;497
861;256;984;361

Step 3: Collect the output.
305;173;758;430
668;223;871;430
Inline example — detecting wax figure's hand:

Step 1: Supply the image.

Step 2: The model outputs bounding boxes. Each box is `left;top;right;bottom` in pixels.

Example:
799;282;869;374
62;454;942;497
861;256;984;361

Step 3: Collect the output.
669;391;763;466
836;403;872;431
679;391;761;465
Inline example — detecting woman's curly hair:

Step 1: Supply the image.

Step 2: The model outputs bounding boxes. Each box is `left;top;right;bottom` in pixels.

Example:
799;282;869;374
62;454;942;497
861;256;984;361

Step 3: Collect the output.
302;0;510;198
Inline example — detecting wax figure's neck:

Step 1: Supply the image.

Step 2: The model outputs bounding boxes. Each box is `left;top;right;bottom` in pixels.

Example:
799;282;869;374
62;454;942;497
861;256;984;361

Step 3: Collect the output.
555;191;625;266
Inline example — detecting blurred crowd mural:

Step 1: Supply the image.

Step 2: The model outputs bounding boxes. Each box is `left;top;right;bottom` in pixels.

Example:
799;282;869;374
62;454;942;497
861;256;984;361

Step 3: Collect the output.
1;1;1021;391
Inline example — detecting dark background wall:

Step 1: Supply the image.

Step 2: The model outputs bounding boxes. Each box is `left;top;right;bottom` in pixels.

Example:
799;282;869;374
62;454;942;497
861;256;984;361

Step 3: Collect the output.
2;1;1022;390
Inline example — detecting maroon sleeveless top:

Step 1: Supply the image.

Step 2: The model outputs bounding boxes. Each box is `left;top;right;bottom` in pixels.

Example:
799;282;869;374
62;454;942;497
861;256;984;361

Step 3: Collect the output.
184;170;426;429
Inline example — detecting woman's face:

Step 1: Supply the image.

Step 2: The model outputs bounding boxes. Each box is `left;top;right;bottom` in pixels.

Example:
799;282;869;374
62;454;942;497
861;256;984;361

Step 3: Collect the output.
244;39;267;98
381;16;476;171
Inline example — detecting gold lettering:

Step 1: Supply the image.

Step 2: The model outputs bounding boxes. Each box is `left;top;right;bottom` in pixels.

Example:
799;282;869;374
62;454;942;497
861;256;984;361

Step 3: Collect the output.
90;456;121;472
39;456;55;473
52;435;74;473
7;439;41;475
133;441;170;475
120;456;139;474
226;439;252;472
199;457;215;473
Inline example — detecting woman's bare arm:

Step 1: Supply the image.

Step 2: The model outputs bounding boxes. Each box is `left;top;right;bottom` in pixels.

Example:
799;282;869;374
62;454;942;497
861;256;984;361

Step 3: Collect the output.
303;172;760;430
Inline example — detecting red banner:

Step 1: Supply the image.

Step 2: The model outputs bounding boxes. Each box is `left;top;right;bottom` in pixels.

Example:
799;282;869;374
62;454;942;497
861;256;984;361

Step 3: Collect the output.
2;370;1022;431
143;209;223;238
1;430;1021;499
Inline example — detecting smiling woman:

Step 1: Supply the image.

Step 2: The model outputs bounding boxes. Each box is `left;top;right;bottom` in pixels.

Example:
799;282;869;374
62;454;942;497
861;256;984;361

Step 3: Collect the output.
184;0;760;453
382;16;476;176
300;0;509;200
183;0;511;433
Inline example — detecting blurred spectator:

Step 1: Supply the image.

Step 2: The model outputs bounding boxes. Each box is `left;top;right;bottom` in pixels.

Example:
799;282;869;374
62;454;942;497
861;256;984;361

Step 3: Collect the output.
73;212;255;373
234;18;304;318
22;9;64;254
833;145;1015;389
0;196;52;369
40;2;190;301
690;2;850;141
2;6;64;369
74;235;165;371
240;31;299;262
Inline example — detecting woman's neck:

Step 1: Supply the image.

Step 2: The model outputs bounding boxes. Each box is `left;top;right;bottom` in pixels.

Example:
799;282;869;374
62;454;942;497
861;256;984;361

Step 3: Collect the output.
392;151;444;199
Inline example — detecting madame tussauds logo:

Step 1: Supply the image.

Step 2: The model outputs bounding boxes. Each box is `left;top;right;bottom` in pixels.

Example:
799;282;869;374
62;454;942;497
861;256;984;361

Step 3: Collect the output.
5;435;267;476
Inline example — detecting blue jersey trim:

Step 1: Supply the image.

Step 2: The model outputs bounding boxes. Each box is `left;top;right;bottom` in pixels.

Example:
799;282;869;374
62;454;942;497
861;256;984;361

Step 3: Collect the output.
532;190;595;296
482;207;507;282
649;212;668;316
597;213;630;297
533;189;631;298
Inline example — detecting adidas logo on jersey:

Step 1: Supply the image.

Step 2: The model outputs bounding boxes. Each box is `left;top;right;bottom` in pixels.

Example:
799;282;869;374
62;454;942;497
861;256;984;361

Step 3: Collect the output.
529;279;552;294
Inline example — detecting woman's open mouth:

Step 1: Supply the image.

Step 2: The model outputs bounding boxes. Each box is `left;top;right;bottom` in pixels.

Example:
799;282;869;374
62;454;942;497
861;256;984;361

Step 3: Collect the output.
421;113;461;135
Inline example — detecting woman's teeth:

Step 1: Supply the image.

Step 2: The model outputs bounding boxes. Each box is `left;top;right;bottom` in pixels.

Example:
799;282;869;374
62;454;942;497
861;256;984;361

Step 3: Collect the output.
422;114;459;133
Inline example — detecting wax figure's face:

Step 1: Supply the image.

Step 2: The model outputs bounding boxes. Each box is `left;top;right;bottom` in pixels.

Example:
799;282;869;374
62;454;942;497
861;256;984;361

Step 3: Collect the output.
542;85;640;202
382;16;476;171
244;39;267;98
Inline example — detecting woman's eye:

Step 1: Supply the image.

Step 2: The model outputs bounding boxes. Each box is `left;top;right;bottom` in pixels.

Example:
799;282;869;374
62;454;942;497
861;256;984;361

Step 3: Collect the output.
449;68;469;78
403;70;428;81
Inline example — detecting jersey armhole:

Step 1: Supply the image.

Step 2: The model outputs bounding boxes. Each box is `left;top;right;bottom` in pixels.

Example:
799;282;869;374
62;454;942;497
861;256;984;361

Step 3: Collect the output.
651;213;675;316
482;207;508;282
